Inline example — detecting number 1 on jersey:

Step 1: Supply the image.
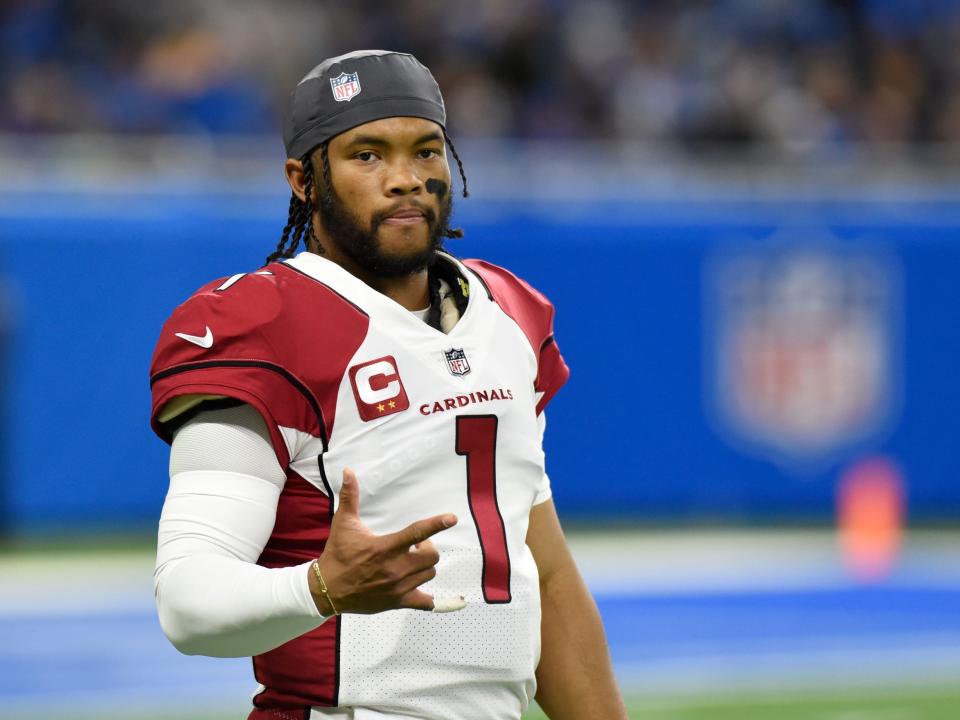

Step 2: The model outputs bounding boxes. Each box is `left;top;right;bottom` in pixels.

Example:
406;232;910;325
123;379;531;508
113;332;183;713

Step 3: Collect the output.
455;415;512;604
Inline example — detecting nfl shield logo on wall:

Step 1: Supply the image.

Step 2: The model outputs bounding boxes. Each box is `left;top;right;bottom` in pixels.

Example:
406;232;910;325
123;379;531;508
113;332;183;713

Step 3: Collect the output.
704;237;901;469
330;72;361;102
444;348;471;376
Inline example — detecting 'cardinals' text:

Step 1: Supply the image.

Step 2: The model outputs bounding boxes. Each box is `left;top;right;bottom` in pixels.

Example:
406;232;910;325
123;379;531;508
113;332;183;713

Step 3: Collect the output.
420;388;514;415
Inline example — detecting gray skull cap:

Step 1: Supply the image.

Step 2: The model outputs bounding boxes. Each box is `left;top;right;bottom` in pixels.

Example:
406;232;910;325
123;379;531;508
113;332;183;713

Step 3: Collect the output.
283;50;446;160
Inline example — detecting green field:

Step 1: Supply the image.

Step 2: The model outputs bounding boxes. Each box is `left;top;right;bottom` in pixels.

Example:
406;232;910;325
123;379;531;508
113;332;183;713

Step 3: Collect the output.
11;685;958;720
524;686;960;719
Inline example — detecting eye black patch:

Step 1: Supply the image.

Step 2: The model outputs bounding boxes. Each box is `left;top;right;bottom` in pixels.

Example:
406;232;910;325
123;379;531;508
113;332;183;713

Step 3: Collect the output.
426;178;448;198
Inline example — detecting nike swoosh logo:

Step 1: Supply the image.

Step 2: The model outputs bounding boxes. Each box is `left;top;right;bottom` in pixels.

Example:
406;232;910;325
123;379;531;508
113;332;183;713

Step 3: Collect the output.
175;326;214;349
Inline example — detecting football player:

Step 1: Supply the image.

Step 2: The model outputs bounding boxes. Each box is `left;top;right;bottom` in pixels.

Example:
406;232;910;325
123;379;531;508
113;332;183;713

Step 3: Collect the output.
150;50;626;720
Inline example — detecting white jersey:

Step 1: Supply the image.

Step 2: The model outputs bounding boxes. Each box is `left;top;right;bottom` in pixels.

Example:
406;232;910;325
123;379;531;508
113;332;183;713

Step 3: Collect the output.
150;251;569;720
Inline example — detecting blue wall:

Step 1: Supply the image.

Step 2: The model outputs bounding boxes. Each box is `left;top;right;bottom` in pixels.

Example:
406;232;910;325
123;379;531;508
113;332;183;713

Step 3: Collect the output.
2;190;958;531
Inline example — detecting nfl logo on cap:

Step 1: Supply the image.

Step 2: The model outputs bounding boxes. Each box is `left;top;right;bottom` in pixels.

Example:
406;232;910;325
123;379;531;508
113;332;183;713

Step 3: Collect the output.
330;72;361;102
444;348;471;376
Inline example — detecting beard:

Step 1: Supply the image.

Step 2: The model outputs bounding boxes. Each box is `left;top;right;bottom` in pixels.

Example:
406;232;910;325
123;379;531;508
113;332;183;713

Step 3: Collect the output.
317;183;454;278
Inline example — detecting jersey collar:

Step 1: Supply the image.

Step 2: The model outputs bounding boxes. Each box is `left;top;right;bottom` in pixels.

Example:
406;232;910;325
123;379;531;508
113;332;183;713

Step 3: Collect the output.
283;250;479;336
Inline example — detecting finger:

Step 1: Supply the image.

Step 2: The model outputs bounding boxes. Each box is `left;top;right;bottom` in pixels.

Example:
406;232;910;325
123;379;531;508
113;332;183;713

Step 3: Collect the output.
409;539;440;566
385;513;457;551
336;468;360;517
394;566;437;596
397;588;436;611
398;590;467;613
394;549;441;581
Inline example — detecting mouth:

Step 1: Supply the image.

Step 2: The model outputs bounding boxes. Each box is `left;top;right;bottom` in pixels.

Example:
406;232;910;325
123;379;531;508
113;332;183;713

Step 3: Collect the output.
381;206;428;226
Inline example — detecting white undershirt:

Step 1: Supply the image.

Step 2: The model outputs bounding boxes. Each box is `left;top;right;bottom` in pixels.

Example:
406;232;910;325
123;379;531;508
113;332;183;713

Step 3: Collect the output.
155;404;326;658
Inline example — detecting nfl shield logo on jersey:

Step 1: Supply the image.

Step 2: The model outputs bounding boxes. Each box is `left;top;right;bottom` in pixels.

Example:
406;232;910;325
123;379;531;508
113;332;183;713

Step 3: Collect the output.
444;348;471;376
329;72;361;102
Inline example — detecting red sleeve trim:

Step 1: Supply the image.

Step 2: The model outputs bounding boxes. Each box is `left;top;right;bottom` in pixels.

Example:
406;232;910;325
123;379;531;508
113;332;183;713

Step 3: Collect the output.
535;336;567;415
150;360;327;469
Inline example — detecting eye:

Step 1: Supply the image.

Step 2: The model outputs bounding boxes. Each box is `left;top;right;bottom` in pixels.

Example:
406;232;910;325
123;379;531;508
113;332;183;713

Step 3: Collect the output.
354;151;379;163
418;148;441;160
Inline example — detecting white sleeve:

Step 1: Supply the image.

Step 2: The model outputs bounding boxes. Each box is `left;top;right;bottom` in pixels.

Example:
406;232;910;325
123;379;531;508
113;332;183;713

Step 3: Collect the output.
155;403;327;658
534;411;553;505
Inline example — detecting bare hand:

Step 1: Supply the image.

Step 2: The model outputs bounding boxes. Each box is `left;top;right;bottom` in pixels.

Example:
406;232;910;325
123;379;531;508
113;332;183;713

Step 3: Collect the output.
310;468;459;615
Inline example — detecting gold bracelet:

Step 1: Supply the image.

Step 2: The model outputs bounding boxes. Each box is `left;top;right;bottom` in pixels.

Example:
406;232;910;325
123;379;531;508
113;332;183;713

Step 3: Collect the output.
311;559;339;616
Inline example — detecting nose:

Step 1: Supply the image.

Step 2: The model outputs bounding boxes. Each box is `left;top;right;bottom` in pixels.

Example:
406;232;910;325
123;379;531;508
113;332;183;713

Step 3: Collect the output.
385;159;422;196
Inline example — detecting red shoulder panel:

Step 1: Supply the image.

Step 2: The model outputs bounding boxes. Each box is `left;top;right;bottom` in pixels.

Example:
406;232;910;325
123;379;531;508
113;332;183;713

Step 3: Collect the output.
463;259;569;414
150;263;369;465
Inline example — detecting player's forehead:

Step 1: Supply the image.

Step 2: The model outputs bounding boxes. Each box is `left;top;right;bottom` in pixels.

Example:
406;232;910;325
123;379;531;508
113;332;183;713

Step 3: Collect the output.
331;117;444;151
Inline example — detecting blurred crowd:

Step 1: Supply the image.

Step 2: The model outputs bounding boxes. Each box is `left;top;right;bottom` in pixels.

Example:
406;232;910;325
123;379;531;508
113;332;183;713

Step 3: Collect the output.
4;0;960;152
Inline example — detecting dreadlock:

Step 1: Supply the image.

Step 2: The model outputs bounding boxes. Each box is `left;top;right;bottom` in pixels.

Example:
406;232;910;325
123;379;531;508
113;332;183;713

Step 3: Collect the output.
317;140;334;214
444;130;469;199
442;130;468;239
265;143;327;264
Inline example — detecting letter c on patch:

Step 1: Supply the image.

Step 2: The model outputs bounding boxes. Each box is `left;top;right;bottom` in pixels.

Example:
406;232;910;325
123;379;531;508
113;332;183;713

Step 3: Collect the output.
354;360;401;403
348;355;410;422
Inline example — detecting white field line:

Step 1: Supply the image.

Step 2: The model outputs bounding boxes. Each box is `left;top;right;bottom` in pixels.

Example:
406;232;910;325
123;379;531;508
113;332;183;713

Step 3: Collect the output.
568;529;960;595
1;530;959;613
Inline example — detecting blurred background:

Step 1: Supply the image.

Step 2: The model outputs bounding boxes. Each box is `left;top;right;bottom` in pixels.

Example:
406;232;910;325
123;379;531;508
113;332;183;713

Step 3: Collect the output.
2;0;960;718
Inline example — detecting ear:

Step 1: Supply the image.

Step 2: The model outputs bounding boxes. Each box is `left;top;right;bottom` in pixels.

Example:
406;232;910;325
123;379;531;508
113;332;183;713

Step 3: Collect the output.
284;158;308;202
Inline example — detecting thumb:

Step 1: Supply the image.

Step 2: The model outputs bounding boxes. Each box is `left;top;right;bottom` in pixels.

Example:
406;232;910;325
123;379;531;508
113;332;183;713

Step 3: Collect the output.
336;468;360;517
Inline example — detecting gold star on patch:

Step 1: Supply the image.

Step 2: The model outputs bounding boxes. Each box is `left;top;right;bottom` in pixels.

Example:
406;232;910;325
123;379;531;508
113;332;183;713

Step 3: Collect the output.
377;403;385;412
388;400;396;409
458;277;469;297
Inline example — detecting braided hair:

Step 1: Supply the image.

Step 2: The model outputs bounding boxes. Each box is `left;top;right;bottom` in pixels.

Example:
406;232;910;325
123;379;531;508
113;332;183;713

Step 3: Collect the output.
266;134;469;263
441;130;468;240
443;130;469;200
266;142;326;264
